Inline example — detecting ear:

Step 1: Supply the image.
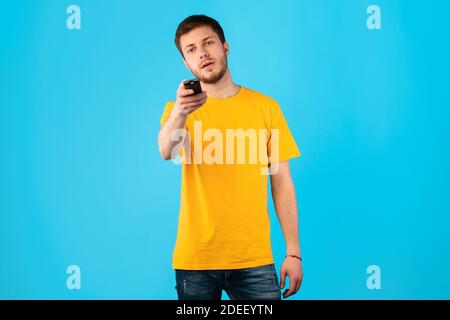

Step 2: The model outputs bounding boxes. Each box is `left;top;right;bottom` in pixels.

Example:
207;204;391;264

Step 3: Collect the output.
223;41;230;56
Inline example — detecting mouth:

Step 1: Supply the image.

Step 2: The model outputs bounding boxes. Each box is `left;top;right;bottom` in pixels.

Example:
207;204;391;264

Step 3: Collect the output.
201;61;215;69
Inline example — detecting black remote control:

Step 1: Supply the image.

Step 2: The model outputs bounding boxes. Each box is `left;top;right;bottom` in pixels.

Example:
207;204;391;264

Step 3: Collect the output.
183;79;203;95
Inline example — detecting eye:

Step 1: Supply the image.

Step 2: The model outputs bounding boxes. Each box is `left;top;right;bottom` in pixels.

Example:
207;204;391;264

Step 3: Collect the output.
206;40;214;46
186;46;195;53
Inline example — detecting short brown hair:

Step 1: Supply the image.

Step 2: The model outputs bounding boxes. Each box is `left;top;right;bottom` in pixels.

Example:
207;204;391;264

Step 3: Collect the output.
175;15;226;56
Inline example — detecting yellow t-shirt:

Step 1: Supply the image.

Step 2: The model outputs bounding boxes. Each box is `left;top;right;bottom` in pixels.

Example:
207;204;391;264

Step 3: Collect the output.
159;86;301;270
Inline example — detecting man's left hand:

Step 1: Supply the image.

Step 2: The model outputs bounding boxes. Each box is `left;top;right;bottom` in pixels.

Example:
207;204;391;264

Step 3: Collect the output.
279;257;303;298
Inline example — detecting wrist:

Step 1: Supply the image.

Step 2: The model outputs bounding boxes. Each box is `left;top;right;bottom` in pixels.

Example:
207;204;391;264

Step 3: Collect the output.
286;247;300;257
285;254;302;262
172;107;187;119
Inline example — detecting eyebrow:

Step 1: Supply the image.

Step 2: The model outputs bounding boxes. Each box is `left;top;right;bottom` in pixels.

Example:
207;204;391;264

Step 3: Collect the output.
184;36;215;51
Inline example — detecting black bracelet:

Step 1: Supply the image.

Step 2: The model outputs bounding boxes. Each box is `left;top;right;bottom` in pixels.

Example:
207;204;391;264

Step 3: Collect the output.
286;254;302;262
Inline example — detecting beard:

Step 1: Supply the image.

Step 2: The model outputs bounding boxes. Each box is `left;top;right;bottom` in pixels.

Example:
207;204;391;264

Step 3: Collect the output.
190;53;228;84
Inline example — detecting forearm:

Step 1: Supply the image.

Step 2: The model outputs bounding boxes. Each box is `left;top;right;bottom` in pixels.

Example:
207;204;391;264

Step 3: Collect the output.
271;175;301;256
158;81;208;160
158;109;187;160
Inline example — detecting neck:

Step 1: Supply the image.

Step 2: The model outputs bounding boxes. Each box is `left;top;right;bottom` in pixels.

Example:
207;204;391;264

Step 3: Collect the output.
200;69;240;99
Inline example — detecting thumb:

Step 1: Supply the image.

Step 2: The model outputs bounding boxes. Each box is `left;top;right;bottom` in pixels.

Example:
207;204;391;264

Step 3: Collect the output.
178;79;189;91
279;269;286;289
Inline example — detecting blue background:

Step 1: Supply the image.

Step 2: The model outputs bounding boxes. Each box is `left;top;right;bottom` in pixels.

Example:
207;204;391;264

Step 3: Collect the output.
1;0;449;299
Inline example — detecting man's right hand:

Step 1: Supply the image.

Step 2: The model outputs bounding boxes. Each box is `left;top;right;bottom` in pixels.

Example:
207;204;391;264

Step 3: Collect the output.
173;80;208;117
158;80;207;160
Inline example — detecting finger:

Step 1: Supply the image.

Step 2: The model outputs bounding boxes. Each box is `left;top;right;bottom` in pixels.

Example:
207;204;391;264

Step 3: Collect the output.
295;281;301;293
177;79;201;97
295;279;302;293
183;97;207;110
185;101;205;113
279;270;286;289
283;280;297;298
178;80;186;88
178;88;195;97
181;92;207;104
177;80;186;91
177;80;189;95
182;94;207;106
179;89;207;100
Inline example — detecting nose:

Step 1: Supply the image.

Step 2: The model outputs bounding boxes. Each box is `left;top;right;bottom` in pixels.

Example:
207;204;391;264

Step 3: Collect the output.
198;48;209;60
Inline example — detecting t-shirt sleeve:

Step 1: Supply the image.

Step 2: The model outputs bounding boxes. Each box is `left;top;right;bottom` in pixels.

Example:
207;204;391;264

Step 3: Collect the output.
268;100;301;163
160;101;175;128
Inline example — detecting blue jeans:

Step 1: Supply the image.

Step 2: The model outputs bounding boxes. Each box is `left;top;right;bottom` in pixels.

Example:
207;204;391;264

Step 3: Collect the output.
175;263;281;300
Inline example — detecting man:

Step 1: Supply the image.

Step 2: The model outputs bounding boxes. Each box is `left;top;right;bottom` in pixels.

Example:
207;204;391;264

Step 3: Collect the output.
158;15;303;300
